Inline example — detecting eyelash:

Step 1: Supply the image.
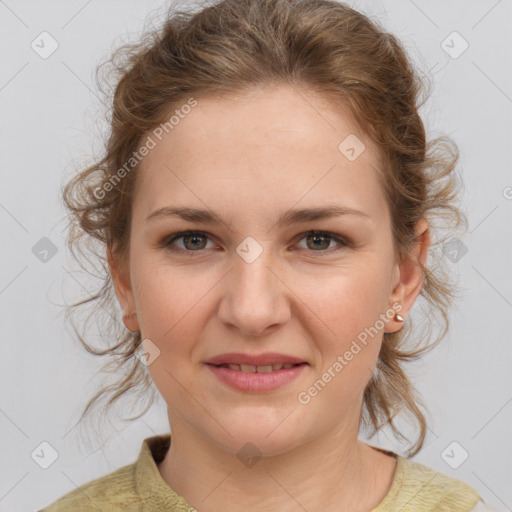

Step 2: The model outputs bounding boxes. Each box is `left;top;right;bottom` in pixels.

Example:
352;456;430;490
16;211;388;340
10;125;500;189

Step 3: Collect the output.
160;230;350;257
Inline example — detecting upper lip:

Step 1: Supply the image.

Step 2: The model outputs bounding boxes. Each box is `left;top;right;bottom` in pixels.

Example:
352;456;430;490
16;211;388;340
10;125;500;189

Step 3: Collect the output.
205;352;307;366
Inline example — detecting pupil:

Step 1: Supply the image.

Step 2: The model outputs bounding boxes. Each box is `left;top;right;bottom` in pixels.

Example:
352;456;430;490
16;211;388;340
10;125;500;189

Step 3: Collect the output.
185;234;205;250
309;234;329;250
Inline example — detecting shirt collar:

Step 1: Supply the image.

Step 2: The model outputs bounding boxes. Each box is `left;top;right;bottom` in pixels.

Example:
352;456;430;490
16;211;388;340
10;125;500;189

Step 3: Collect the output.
134;434;193;511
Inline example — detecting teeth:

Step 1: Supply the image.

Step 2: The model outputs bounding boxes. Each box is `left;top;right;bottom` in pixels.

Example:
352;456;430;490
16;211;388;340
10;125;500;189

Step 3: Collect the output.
220;363;300;372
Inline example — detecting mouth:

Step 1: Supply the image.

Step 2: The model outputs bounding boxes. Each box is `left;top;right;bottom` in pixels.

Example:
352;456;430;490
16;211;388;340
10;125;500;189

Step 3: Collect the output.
205;361;308;392
207;362;307;373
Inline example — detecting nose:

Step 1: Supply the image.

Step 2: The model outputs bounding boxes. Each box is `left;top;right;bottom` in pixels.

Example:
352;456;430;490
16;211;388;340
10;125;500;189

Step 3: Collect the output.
217;250;291;338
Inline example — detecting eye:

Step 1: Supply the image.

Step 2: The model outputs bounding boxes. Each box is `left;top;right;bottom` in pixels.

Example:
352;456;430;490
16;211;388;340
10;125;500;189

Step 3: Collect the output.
295;230;349;254
160;230;350;256
162;231;216;254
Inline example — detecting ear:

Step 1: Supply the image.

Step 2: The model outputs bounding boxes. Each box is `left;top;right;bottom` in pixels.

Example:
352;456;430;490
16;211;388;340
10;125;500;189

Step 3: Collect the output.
385;218;430;333
107;245;140;332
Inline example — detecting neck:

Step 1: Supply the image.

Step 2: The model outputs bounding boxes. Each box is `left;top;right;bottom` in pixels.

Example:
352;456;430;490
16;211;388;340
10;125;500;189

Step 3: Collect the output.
157;417;396;512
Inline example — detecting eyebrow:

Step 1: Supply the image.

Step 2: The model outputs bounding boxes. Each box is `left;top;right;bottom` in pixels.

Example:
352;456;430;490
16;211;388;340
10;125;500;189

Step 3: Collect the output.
146;205;371;229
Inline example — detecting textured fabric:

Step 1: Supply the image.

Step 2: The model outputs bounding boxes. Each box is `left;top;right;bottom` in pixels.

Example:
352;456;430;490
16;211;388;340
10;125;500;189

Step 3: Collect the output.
39;434;482;511
369;445;481;511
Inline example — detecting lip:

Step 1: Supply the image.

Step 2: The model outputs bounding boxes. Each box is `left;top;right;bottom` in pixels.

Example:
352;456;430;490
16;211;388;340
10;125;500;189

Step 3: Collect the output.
205;352;307;366
206;362;308;393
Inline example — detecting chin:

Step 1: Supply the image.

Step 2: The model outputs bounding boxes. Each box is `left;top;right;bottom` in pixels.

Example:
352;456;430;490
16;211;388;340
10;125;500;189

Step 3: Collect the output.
206;413;309;457
220;433;302;460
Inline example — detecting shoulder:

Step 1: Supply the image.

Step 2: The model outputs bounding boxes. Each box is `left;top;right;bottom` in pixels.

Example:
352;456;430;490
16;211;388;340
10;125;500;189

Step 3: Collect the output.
469;500;508;512
369;443;484;512
37;434;173;512
388;455;482;511
37;462;141;512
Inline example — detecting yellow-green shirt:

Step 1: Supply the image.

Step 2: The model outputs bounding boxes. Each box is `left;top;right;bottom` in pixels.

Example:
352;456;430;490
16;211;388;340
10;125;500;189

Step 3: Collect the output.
39;434;484;511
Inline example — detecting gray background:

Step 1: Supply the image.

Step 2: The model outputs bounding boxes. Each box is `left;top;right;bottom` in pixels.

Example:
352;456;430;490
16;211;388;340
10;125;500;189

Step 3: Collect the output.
1;0;511;510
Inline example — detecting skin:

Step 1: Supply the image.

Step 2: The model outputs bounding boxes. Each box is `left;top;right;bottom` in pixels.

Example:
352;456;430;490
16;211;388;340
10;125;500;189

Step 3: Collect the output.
109;84;430;512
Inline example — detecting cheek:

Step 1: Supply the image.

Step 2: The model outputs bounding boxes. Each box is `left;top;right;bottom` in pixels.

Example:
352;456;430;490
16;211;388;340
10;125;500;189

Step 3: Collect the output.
295;263;389;341
291;265;389;399
132;262;214;396
132;258;207;338
135;267;205;400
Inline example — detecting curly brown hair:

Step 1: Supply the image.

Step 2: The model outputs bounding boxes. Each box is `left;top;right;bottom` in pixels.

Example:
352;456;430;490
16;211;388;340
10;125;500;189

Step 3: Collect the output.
61;0;467;457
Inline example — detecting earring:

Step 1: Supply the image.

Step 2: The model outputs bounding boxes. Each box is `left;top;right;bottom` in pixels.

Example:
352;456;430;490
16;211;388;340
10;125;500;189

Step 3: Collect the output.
384;308;406;334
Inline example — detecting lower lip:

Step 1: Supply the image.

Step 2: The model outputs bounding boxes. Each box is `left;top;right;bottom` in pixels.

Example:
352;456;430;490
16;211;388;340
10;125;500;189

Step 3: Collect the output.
205;363;308;392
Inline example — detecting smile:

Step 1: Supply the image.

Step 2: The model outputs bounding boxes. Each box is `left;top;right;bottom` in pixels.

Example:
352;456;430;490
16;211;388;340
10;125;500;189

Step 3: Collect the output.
206;362;308;392
213;363;302;372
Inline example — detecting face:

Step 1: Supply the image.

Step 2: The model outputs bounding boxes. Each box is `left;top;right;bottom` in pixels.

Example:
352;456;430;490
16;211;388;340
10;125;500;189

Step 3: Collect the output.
110;84;428;457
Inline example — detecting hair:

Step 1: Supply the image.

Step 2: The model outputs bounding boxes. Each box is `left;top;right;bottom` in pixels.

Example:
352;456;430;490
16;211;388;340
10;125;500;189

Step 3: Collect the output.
61;0;467;457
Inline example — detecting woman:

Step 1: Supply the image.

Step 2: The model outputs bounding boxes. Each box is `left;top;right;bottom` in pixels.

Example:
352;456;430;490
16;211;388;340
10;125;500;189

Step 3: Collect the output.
39;0;498;510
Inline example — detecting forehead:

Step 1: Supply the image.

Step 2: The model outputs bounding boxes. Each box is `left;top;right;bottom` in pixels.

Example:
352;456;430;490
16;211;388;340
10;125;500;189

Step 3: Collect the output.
134;84;388;227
